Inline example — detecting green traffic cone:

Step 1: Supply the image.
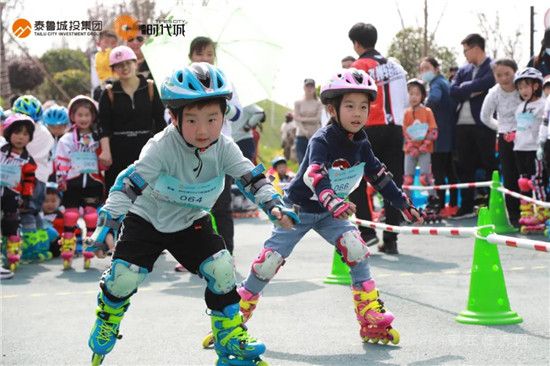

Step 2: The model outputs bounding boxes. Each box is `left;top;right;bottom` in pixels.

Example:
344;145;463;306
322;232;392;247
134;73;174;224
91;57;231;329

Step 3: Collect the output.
324;248;351;285
456;207;522;325
488;170;517;234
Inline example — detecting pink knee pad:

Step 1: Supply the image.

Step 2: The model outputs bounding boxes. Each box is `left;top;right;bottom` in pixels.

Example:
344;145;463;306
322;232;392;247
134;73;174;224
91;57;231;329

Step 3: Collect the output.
517;177;533;193
419;174;433;187
83;206;98;232
336;230;370;266
63;209;79;228
403;175;414;186
251;248;285;281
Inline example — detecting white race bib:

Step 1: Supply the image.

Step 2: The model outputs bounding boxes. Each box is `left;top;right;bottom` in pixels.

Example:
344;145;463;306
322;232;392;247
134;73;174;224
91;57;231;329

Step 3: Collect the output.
152;174;225;209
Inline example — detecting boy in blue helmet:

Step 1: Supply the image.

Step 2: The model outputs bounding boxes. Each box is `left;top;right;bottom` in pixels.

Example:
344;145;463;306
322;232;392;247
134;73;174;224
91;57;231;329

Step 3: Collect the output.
85;62;298;366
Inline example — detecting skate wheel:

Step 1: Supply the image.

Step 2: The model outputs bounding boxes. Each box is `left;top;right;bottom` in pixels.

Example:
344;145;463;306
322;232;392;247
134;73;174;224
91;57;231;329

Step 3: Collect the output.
91;353;104;365
381;338;389;345
63;259;71;270
369;338;379;344
256;360;269;366
9;262;16;272
84;258;91;269
201;332;214;348
520;227;527;234
388;328;400;345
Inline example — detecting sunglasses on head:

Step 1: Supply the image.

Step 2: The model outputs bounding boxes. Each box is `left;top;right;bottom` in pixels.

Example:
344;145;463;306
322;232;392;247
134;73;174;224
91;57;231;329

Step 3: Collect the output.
128;36;144;43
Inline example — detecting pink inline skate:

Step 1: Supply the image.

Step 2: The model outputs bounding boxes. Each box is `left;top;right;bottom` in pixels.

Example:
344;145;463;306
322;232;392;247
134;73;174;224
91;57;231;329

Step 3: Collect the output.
352;279;400;345
5;235;22;272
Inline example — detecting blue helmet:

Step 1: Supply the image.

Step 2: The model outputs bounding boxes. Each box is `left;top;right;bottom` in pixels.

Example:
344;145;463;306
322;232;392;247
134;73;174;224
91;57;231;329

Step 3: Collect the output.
12;95;43;122
42;105;69;126
160;62;232;109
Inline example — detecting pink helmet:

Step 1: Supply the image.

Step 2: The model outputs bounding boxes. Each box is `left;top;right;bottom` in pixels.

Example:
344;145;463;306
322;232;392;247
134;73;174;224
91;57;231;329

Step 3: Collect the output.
3;113;35;141
67;95;98;123
320;68;377;104
109;45;137;67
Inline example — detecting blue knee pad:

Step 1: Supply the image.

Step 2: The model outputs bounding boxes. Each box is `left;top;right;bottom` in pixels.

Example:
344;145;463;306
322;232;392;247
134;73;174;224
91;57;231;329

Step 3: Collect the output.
100;259;148;300
199;249;236;295
46;226;59;243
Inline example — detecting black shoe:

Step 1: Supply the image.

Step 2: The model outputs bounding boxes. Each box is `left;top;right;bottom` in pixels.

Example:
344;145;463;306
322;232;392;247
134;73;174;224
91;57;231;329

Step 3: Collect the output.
378;240;399;255
361;232;379;247
451;207;476;219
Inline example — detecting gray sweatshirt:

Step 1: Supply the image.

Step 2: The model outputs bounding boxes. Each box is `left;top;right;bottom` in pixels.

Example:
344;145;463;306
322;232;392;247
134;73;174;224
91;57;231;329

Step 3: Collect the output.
480;84;521;134
103;124;276;233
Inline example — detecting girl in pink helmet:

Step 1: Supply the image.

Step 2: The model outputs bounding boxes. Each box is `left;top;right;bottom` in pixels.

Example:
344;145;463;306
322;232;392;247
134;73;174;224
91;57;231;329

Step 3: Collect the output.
97;45;166;195
209;68;423;348
54;95;105;269
1;114;37;273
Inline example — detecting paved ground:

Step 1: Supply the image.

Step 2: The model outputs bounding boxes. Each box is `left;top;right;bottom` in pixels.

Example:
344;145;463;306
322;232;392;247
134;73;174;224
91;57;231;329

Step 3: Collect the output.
1;216;549;366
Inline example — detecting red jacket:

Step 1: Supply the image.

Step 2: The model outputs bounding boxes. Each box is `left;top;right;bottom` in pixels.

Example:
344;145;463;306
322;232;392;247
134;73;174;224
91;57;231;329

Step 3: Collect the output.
352;50;408;127
1;144;36;197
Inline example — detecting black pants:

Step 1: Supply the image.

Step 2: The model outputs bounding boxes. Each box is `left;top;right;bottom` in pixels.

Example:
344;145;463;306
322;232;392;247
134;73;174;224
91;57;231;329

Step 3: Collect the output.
1;190;20;236
211;176;234;254
455;125;497;211
108;213;240;312
498;135;520;221
431;152;459;207
349;125;404;243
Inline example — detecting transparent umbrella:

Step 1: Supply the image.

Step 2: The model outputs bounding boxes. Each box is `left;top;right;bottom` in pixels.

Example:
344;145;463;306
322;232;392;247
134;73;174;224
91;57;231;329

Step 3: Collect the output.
142;4;283;107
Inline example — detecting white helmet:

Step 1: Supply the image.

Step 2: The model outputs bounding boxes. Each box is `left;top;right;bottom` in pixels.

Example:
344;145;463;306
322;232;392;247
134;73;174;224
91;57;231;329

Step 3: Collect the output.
514;67;544;85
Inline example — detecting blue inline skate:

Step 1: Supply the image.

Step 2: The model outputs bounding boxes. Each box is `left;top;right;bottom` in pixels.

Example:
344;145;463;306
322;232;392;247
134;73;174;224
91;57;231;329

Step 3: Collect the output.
210;303;268;366
88;292;129;365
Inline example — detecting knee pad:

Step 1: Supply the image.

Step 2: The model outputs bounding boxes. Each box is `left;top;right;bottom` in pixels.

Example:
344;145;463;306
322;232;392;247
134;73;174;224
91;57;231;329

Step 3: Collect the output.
336;230;370;266
83;206;98;231
517;177;533;192
45;226;60;243
403;175;414;186
63;209;80;229
199;249;236;295
251;248;285;281
420;174;433;187
100;259;148;300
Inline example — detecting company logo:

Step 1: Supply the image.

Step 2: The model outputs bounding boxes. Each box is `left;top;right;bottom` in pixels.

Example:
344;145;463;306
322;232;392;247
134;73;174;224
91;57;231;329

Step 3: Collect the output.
12;18;32;38
114;14;139;41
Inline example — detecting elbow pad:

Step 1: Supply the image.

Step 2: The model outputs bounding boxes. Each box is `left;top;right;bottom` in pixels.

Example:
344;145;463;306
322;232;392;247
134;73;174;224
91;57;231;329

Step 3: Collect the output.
303;164;327;193
366;164;394;191
236;164;270;203
109;164;149;203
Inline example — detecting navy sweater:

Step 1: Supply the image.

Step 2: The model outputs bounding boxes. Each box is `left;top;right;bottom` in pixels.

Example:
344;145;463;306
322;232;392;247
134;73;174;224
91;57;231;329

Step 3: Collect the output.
286;122;407;213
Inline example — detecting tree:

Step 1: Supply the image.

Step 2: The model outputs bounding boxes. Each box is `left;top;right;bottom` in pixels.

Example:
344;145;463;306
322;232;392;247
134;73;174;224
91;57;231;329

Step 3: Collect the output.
8;58;45;92
37;69;90;102
477;12;522;61
0;1;12;106
40;49;89;74
387;27;457;78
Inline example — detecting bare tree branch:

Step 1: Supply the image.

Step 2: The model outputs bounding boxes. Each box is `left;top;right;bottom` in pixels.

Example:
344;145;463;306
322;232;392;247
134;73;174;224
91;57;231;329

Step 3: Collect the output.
395;1;406;30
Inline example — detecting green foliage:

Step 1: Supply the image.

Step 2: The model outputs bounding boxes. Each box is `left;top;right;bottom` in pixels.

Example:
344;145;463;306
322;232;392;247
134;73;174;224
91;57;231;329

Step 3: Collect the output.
8;58;45;92
256;100;298;172
387;27;457;77
40;49;89;74
37;69;90;103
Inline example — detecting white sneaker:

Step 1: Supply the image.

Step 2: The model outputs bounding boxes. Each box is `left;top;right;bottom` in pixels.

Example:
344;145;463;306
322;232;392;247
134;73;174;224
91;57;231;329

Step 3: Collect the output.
0;267;14;280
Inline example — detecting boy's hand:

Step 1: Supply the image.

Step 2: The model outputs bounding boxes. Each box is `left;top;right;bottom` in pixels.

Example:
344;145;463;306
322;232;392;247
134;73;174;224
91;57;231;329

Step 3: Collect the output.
92;233;115;258
270;207;295;229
